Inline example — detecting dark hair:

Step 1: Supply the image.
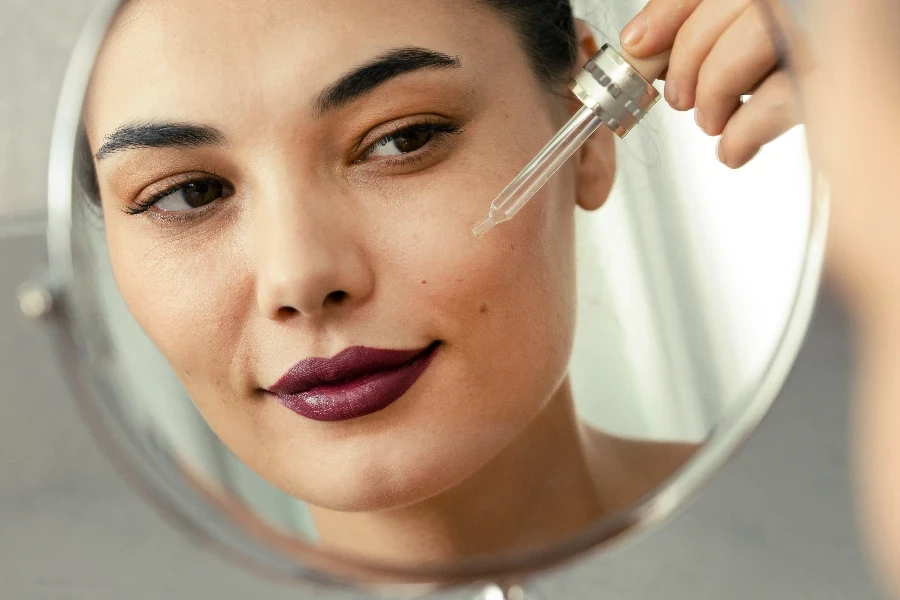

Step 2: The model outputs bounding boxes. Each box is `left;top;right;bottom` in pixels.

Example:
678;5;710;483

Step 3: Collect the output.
479;0;577;85
77;1;577;207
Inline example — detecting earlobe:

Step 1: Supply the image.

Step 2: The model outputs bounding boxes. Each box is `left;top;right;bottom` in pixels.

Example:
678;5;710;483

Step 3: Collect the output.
575;126;616;212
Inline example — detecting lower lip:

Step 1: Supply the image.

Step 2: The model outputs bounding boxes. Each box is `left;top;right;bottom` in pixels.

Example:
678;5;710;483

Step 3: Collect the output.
271;344;440;422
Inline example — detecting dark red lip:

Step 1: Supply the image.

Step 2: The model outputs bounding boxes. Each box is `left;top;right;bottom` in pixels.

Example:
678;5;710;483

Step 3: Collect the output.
267;342;440;422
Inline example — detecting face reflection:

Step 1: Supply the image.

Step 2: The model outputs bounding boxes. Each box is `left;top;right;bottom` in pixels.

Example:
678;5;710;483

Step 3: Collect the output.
84;0;613;514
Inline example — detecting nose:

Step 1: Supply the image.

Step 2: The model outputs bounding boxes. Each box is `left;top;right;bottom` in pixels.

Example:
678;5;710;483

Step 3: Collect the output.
254;194;375;321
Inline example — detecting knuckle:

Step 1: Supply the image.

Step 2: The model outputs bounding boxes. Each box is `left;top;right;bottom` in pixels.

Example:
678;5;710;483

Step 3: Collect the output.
672;29;700;66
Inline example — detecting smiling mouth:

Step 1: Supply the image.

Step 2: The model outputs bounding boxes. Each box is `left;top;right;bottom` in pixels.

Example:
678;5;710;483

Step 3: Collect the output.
266;342;441;422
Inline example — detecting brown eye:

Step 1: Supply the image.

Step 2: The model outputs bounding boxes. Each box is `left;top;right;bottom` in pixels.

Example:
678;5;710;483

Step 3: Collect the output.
369;127;435;157
155;179;228;212
363;120;466;161
393;129;434;153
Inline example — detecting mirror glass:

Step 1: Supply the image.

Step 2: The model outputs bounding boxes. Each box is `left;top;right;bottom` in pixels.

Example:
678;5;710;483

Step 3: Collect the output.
43;0;826;586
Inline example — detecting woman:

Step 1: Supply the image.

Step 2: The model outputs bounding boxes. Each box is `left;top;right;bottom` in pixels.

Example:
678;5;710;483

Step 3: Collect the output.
79;0;788;565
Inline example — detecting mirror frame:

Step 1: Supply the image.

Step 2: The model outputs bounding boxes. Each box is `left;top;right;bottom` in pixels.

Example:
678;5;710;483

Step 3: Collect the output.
36;0;830;590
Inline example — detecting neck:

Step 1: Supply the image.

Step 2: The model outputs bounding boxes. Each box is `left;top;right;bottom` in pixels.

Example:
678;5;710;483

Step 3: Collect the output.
308;379;635;565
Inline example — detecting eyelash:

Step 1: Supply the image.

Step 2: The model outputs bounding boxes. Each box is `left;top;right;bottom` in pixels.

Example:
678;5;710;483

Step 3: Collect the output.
123;174;229;217
124;120;464;218
355;120;463;164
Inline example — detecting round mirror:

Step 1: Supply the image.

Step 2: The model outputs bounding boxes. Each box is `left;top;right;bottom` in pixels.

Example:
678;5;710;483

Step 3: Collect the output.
25;0;827;595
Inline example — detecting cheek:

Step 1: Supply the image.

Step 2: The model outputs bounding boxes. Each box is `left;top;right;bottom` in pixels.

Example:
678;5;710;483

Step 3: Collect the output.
105;219;251;387
373;108;579;333
388;172;578;392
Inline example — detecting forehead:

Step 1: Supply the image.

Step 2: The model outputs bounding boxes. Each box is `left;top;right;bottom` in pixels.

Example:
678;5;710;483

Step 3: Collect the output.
85;0;525;138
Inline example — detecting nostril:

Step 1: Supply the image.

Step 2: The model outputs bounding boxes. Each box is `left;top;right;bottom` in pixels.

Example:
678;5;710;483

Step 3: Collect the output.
269;291;349;319
324;290;348;306
275;306;299;319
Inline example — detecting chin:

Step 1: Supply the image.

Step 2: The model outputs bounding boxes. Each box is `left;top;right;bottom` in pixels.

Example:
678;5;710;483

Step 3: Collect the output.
273;447;490;513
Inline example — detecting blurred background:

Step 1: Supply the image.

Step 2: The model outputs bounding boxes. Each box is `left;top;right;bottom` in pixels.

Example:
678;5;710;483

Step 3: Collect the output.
0;0;889;598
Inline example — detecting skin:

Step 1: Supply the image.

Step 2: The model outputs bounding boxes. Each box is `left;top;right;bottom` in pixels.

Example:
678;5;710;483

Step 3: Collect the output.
799;2;900;596
637;0;900;595
83;0;780;564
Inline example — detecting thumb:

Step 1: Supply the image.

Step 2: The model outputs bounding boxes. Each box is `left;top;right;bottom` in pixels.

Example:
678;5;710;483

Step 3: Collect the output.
621;0;703;57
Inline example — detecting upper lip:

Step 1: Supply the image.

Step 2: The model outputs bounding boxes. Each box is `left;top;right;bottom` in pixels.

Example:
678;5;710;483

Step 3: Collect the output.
268;343;439;395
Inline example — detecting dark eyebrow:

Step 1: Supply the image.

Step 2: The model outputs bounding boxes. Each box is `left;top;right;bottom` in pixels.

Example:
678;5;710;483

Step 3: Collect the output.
94;122;226;160
313;47;461;116
94;48;458;159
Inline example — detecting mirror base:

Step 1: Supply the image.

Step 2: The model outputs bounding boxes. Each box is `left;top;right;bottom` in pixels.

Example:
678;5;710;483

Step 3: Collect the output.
474;583;542;600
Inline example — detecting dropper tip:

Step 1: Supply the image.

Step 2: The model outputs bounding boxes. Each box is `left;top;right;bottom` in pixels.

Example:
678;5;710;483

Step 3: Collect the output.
471;217;497;238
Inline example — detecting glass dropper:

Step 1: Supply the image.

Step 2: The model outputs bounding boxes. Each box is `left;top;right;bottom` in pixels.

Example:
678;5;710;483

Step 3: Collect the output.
472;44;669;237
472;106;605;237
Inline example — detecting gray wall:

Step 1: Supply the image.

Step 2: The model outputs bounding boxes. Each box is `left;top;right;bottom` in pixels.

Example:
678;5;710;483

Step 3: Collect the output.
0;1;888;598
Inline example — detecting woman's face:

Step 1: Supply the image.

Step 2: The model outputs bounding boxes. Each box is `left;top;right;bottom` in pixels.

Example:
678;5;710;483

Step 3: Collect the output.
84;0;614;512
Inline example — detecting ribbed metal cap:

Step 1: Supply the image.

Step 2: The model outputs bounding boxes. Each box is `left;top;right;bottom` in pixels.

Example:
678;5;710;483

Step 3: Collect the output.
569;44;661;139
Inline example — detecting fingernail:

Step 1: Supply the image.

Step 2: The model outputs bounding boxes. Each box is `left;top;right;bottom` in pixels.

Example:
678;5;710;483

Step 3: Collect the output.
695;109;706;132
665;81;680;108
621;16;646;49
716;139;726;164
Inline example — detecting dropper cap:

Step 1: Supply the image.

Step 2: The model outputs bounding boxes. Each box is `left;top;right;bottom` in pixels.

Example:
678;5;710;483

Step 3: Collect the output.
570;44;662;139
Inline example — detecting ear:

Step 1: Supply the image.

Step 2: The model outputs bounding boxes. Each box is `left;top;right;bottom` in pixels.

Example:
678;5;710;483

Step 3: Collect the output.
572;19;616;212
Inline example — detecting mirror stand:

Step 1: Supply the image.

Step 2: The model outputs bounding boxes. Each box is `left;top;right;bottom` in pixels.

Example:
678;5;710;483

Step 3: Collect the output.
475;582;542;600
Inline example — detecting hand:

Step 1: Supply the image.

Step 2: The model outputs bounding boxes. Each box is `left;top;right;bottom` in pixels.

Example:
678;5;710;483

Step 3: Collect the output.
621;0;798;169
